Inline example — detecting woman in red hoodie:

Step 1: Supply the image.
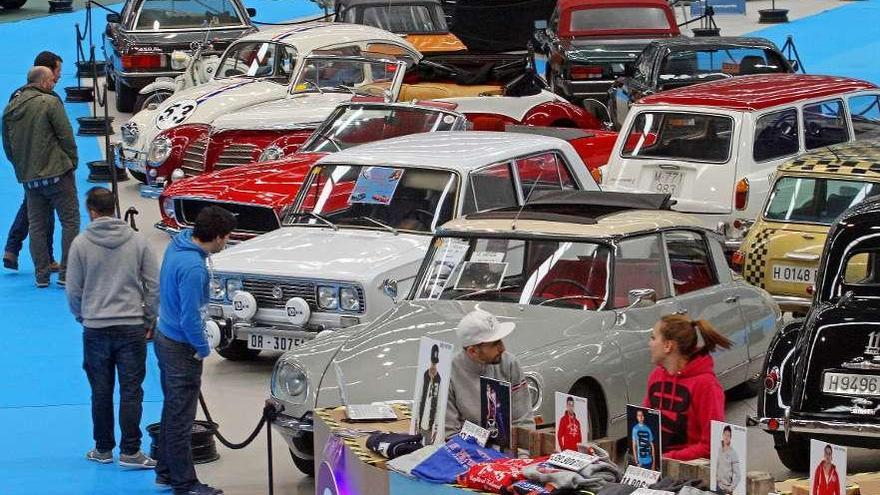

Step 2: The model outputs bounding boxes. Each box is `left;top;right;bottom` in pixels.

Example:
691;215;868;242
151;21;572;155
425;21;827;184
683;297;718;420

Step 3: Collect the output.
643;314;732;461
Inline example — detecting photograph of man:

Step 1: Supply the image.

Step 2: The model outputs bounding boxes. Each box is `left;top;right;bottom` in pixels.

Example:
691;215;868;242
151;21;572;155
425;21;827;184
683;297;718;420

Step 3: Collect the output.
417;344;442;444
481;377;511;449
631;408;656;470
557;396;583;452
715;425;742;495
812;444;841;495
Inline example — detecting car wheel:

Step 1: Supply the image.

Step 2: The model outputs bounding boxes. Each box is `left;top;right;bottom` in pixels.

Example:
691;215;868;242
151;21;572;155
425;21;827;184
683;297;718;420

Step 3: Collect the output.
1;0;27;9
129;170;148;184
115;81;137;113
290;449;315;476
774;432;810;472
216;339;261;361
134;89;173;113
569;379;606;438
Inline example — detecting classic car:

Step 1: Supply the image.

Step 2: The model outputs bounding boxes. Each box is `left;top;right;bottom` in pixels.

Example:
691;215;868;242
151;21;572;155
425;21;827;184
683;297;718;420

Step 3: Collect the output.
103;0;257;112
117;23;419;184
749;193;880;471
265;189;781;475
334;0;467;53
607;36;796;130
204;131;600;362
598;74;880;249
533;0;679;116
734;142;880;314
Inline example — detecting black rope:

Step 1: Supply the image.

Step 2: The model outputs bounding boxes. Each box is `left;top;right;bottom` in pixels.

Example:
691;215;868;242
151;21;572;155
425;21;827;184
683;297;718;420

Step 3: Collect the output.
198;392;268;450
86;0;119;15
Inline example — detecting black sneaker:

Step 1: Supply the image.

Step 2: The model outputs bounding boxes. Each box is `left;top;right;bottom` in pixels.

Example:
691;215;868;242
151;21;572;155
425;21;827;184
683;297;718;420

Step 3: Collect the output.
36;280;49;289
177;483;224;495
3;252;18;271
155;473;172;490
56;277;66;288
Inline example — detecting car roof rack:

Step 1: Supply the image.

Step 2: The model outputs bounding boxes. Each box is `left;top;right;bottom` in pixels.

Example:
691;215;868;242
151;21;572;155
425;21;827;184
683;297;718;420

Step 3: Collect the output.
466;190;674;224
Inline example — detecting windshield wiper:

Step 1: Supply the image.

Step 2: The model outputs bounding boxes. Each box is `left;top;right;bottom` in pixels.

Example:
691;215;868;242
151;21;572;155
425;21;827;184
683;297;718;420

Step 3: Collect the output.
286;211;338;231
329;84;357;94
356;216;397;235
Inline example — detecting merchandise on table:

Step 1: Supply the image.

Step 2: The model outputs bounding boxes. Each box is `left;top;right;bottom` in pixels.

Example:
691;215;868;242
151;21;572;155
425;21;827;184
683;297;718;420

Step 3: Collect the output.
411;434;506;483
366;432;425;460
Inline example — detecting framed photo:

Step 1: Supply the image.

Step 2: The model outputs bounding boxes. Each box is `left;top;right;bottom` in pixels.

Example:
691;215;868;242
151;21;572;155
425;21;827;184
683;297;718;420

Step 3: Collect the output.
555;392;589;452
409;337;454;445
626;404;662;472
480;376;512;450
710;421;746;495
810;440;847;495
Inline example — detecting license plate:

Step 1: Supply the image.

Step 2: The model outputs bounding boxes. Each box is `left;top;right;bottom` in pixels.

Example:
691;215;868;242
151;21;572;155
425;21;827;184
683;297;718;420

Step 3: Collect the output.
771;264;818;283
823;372;880;396
247;334;304;351
651;171;682;195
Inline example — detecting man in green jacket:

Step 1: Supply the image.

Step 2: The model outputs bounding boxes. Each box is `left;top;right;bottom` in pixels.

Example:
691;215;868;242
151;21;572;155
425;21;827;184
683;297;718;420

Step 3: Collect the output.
2;66;80;287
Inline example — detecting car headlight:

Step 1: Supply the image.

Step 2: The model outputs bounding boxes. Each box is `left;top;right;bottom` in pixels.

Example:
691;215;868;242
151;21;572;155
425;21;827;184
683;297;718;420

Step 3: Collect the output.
147;136;172;166
524;374;542;412
121;121;139;146
209;278;225;301
225;278;243;299
258;145;284;163
317;286;338;310
339;286;360;311
273;361;308;404
160;197;176;220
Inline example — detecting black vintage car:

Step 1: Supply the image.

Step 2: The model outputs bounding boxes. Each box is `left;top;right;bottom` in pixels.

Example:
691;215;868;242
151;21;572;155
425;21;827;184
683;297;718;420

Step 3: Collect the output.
750;195;880;470
103;0;257;112
607;36;796;129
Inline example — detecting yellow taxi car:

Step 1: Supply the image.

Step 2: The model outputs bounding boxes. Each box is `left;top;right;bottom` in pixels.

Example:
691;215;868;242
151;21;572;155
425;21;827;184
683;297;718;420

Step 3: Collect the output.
734;141;880;313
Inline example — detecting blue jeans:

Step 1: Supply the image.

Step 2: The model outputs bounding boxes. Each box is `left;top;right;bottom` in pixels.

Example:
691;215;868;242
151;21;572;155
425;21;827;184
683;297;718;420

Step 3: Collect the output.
154;331;202;493
82;325;147;455
4;195;54;258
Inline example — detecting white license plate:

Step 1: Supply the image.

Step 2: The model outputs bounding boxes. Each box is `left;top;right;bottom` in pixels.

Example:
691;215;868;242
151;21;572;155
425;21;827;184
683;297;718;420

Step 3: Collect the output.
247;334;304;351
823;372;880;396
771;264;818;283
651;171;682;195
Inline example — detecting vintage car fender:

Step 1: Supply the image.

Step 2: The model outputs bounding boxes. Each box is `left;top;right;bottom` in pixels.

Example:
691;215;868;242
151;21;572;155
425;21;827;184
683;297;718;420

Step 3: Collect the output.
211;93;353;131
756;318;804;419
139;78;178;96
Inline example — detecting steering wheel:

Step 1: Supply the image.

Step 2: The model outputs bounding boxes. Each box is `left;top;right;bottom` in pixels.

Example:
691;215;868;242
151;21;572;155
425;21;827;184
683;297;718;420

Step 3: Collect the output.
806;121;822;137
536;279;604;309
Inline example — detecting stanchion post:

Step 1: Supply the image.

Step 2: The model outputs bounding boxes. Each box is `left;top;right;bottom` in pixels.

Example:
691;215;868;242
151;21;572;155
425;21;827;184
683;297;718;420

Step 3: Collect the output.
102;80;121;218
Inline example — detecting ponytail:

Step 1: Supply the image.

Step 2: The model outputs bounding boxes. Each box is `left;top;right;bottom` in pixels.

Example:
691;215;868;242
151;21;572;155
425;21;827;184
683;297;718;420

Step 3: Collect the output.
658;314;732;358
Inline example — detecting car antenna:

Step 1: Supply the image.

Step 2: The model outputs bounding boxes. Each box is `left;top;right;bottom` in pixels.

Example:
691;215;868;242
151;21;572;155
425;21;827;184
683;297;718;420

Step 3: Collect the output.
511;167;546;231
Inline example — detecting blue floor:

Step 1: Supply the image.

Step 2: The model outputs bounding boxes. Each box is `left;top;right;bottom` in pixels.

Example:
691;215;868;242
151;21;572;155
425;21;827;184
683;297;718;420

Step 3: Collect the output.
0;1;878;493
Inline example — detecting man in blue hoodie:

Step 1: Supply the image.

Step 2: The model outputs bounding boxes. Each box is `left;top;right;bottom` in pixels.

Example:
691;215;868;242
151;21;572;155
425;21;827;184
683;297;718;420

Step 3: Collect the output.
154;206;235;495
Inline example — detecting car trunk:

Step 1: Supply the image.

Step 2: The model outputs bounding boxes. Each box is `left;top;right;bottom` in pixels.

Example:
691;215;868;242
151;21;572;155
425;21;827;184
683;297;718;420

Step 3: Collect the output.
562;38;650;80
626;159;735;214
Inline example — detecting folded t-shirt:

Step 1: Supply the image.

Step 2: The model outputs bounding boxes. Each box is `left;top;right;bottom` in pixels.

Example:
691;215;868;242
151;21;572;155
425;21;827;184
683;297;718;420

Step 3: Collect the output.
411;434;507;484
457;457;546;492
387;444;443;476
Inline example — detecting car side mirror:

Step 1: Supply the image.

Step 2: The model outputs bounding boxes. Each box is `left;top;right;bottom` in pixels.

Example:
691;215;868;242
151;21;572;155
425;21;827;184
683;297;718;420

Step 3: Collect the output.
382;278;399;302
106;12;121;23
247;7;257;17
790;60;799;72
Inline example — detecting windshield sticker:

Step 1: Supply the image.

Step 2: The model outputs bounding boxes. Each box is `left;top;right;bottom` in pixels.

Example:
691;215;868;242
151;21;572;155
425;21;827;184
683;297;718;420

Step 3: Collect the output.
422;239;469;299
443;115;455;124
348;167;404;205
470;251;505;263
156;99;198;130
454;261;509;291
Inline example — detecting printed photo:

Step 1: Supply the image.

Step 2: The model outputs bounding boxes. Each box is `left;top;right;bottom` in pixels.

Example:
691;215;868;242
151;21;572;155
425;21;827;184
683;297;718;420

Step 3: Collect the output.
481;376;512;450
555;392;589;452
454;261;508;291
710;421;747;495
626;404;662;472
810;440;847;495
409;337;454;445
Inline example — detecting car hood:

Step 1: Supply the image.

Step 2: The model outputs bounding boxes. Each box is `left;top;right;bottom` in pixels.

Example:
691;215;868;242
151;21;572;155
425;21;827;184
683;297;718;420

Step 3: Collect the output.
162;153;325;208
151;78;288;129
561;37;656;63
211;93;352;131
211;227;430;280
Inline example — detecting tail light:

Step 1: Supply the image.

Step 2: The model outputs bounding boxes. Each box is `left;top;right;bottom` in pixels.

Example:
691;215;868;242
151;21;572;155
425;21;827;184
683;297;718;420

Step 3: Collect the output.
767;418;780;431
590;167;603;184
806;285;814;295
731;250;744;272
764;366;781;394
570;65;603;80
121;53;164;70
735;177;749;210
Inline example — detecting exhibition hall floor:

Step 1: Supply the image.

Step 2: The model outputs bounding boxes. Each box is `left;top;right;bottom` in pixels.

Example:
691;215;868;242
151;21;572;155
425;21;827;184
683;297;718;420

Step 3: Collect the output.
2;1;880;493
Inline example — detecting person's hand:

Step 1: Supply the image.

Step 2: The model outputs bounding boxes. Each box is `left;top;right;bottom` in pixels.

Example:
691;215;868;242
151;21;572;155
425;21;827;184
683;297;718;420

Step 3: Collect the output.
145;325;154;341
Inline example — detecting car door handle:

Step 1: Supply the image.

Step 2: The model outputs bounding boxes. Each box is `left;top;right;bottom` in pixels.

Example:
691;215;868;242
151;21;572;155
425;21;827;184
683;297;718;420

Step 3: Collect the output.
784;252;819;261
725;296;739;304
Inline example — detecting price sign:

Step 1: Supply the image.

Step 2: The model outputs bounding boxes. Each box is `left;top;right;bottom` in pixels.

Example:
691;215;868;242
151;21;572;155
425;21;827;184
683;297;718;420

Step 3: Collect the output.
622;465;662;488
460;420;490;447
548;450;599;472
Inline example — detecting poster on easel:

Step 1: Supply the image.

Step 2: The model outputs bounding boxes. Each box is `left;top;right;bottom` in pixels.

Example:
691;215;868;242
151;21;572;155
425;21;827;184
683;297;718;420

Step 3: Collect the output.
710;421;746;495
810;440;847;495
555;392;589;452
409;337;453;445
626;404;662;472
480;376;512;450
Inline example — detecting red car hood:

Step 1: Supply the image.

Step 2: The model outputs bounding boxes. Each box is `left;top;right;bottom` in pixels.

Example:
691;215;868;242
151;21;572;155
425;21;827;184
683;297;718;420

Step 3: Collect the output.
162;152;327;208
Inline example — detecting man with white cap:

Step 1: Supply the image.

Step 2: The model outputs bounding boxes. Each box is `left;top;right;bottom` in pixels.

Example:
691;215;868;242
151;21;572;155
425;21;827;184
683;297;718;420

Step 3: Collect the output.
444;308;535;439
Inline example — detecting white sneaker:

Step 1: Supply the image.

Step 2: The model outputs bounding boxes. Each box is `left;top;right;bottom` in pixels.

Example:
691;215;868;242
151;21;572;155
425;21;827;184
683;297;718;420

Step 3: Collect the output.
118;450;156;469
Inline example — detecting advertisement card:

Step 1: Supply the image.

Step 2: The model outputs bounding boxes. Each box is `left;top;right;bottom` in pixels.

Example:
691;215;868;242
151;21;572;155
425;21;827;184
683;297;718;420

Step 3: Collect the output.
349;166;404;205
409;337;454;445
710;421;747;495
627;404;662;472
480;376;512;450
810;440;847;495
622;465;662;488
555;391;589;452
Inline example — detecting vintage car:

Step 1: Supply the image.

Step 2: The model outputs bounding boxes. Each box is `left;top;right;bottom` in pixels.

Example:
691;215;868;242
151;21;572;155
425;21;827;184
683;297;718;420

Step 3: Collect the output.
734;142;880;314
599;74;880;249
749;194;880;470
103;0;257;112
265;190;781;475
334;0;467;53
204;131;600;362
607;36;796;129
533;0;679;115
117;23;419;184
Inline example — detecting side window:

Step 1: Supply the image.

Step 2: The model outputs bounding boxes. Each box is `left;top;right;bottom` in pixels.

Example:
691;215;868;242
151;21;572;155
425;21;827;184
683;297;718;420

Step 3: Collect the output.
339;7;357;23
848;94;880;141
613;234;670;308
515;152;576;199
462;162;518;214
664;230;717;295
753;108;799;162
804;99;849;150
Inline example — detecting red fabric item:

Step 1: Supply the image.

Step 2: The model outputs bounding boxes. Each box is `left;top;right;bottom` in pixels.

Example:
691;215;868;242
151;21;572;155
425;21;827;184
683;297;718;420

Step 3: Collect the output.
812;462;841;495
642;353;724;461
556;411;583;452
457;457;546;493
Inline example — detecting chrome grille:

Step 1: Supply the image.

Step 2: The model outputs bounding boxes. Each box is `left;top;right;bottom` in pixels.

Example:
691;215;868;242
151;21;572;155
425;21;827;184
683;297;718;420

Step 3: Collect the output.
181;136;208;175
241;278;366;313
215;144;257;170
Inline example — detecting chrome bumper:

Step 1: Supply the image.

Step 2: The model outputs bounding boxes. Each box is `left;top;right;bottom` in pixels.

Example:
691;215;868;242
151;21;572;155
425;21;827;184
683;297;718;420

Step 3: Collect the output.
220;319;318;341
268;401;315;459
773;295;812;313
154;220;180;235
562;79;615;99
749;415;880;438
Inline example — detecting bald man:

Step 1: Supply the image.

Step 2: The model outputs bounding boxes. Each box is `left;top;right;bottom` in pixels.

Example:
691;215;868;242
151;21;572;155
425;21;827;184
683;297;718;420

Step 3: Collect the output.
3;65;80;288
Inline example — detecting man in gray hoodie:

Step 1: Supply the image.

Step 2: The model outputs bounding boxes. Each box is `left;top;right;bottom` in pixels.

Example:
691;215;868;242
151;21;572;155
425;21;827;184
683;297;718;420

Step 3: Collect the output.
65;187;159;468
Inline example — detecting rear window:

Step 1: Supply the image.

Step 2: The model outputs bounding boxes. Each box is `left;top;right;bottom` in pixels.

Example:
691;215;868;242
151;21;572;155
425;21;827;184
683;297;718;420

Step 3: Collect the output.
569;7;671;32
622;112;734;163
764;176;880;224
135;0;244;29
357;5;444;33
659;48;789;83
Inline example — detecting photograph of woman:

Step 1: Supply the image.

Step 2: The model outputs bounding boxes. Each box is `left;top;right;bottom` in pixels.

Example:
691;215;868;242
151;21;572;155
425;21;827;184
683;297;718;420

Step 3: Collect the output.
812;444;841;495
715;425;742;495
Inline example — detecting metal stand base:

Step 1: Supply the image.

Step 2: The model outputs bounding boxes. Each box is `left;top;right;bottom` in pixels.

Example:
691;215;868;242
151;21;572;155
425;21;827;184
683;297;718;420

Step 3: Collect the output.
48;0;73;12
758;8;789;23
87;160;129;183
692;27;721;36
64;86;94;103
147;421;221;464
76;60;106;78
76;116;114;136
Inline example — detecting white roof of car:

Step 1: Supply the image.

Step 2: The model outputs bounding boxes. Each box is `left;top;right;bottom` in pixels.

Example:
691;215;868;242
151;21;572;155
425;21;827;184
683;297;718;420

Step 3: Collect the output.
317;131;580;171
238;22;418;56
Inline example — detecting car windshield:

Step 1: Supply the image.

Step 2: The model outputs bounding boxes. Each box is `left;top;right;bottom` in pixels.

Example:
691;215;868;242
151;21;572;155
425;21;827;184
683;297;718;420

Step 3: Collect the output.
300;105;463;153
622;112;734;163
290;57;401;96
215;42;297;82
764;176;880;225
569;7;671;33
135;0;244;29
284;165;458;233
413;237;610;309
659;47;789;82
353;4;445;33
